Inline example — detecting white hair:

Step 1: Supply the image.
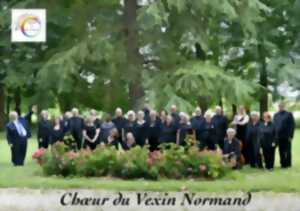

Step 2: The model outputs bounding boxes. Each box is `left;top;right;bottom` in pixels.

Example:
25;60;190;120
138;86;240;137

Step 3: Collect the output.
204;111;212;118
127;110;136;119
250;111;260;117
72;108;79;115
9;111;18;121
116;107;122;113
227;128;236;135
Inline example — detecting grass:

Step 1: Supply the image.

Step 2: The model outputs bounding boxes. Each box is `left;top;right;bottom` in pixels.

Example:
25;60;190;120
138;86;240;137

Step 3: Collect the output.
0;131;299;192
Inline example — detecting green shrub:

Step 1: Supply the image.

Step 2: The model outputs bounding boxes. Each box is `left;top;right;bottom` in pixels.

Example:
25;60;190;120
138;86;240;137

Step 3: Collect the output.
33;142;231;180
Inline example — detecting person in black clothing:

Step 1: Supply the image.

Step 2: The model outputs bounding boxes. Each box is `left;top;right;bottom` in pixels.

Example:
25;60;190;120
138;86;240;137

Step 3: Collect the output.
232;106;250;164
134;111;148;147
159;115;177;144
170;104;180;127
100;114;116;144
37;110;51;149
143;104;151;123
69;108;84;150
273;102;295;168
223;128;241;169
124;110;137;143
6;106;36;166
122;132;136;150
89;109;102;128
112;108;128;143
148;110;162;151
159;109;168;124
246;112;262;168
83;116;100;150
50;117;65;145
259;112;276;170
62;111;72;134
202;112;217;150
176;113;193;146
212;106;228;150
107;128;120;149
191;107;205;148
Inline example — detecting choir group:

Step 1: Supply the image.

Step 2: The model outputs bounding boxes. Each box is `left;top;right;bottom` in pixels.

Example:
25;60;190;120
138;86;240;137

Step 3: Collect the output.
6;102;295;170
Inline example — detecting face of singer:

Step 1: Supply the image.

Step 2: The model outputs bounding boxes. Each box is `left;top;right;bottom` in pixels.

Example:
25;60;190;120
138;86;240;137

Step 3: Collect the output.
227;130;235;140
166;115;173;125
150;111;156;121
263;112;271;123
126;133;135;146
54;117;60;125
239;106;245;115
115;108;123;117
137;111;144;121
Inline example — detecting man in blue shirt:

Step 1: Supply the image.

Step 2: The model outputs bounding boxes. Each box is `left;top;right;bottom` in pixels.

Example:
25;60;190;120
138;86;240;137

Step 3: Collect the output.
273;102;295;168
6;106;36;166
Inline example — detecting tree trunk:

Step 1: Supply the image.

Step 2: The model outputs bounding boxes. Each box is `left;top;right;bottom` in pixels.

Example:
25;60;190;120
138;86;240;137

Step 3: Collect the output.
124;0;144;109
14;87;21;115
258;43;268;116
0;85;6;130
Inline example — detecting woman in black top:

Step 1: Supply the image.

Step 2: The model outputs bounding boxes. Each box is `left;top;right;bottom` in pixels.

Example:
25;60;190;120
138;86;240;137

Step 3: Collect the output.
246;112;262;168
176;113;193;146
134;111;148;147
83;116;100;150
202;113;217;150
148;110;162;151
259;112;276;170
37;110;51;149
123;110;137;143
159;115;177;144
51;117;65;145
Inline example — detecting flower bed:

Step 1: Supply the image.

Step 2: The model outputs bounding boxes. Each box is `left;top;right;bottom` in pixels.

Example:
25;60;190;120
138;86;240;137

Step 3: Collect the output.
33;142;231;180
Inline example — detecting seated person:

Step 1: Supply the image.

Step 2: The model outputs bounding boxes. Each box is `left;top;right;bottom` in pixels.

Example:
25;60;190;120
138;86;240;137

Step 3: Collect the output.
107;128;120;149
122;132;136;150
223;128;241;169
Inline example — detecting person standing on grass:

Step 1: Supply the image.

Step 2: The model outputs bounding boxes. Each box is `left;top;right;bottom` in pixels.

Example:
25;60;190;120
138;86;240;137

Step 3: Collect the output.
37;110;51;149
212;106;228;150
147;110;162;151
191;107;205;148
246;111;263;168
112;108;128;145
69;108;85;150
259;112;276;170
6;105;36;166
232;105;250;164
273;102;295;168
202;112;217;150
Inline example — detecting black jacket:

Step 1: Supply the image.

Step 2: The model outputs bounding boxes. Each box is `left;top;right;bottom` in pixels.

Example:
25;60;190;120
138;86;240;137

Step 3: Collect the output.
273;110;295;140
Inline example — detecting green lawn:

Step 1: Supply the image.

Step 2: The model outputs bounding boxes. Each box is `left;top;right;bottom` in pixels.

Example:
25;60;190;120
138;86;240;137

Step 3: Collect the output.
0;131;299;192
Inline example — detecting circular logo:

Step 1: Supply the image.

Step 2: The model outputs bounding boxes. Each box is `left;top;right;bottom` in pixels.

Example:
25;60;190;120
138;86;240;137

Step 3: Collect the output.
17;14;42;37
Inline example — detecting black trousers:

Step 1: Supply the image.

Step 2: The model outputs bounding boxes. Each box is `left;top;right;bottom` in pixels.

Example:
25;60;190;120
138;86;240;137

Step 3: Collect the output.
217;137;224;150
149;137;160;152
262;146;275;169
278;138;291;168
11;139;27;166
38;136;50;149
248;140;262;168
72;132;83;150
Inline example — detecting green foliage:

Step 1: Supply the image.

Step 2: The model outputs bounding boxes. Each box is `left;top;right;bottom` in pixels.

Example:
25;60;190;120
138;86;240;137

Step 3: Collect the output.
33;142;231;180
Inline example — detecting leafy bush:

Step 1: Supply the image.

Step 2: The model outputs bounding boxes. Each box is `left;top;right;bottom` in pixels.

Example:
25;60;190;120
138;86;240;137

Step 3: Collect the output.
33;142;231;180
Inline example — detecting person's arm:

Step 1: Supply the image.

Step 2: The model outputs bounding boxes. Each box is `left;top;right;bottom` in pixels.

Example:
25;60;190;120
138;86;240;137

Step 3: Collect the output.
92;128;100;142
83;129;91;142
6;126;13;147
288;113;295;140
237;115;249;125
176;129;180;145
